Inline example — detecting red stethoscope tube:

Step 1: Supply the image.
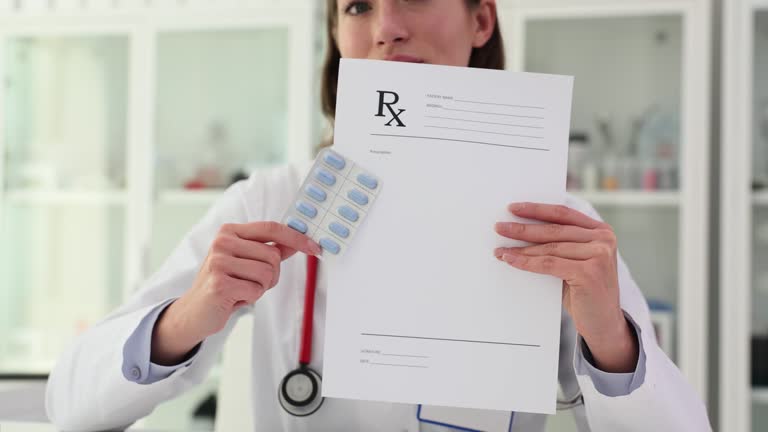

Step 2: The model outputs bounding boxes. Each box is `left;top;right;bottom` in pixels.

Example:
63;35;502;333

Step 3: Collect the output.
278;254;324;416
299;254;319;365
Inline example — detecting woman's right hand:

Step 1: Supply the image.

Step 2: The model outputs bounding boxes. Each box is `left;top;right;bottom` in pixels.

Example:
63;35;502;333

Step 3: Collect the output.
151;221;321;365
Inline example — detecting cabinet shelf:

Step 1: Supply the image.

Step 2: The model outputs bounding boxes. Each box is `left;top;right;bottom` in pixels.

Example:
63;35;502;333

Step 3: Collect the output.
754;387;768;404
4;190;128;206
157;189;225;206
573;191;680;207
0;360;52;377
752;192;768;206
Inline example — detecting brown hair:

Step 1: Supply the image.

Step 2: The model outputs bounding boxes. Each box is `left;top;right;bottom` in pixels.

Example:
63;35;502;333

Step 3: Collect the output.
320;0;505;141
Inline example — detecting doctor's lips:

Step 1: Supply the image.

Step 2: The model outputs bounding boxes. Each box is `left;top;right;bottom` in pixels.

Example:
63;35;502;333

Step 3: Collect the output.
384;54;424;63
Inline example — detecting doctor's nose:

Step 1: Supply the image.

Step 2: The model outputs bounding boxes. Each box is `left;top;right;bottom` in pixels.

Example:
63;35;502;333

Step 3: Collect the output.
374;2;411;47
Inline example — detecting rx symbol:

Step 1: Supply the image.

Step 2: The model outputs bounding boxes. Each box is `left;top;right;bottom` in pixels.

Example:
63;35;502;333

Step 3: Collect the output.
374;90;406;127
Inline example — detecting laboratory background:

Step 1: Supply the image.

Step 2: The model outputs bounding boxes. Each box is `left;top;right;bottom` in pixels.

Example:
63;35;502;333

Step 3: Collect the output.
0;0;763;431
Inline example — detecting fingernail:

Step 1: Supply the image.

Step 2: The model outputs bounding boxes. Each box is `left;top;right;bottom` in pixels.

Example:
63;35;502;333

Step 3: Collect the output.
494;248;504;260
502;253;518;264
509;203;526;213
308;240;322;255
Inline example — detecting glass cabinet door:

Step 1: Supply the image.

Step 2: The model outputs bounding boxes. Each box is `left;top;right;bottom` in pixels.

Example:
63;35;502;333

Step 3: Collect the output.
139;27;294;431
0;35;129;375
751;9;768;431
149;28;290;274
524;15;683;360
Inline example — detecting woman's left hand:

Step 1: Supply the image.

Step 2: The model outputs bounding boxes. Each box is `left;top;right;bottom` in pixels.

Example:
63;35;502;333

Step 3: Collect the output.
494;202;639;373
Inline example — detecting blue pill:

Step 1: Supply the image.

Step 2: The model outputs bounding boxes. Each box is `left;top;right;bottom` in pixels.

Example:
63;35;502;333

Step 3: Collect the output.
338;205;359;222
357;173;378;190
347;189;369;206
287;218;308;234
296;201;318;218
329;221;350;238
319;238;341;255
305;184;327;202
323;151;346;170
315;168;336;186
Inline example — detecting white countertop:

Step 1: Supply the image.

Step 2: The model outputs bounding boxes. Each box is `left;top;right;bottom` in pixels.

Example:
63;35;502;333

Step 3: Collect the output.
0;422;179;432
0;423;57;432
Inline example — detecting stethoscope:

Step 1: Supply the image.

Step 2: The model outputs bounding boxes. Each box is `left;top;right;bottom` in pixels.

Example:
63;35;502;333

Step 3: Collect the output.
278;254;325;416
277;254;583;416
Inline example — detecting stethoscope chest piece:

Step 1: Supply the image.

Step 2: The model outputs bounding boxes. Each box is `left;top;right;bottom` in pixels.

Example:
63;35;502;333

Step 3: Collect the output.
279;365;324;416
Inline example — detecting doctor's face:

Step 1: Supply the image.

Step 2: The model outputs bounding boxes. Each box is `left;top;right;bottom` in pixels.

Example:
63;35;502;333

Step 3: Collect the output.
334;0;496;67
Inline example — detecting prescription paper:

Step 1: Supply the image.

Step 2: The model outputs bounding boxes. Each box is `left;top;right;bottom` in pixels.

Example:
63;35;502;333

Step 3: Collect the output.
322;59;573;415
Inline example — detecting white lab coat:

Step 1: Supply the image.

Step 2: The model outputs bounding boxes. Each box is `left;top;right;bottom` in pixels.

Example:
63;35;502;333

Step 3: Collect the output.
46;163;711;432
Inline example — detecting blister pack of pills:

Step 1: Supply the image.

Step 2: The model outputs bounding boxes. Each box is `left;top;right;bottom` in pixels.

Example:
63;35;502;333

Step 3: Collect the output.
282;148;382;260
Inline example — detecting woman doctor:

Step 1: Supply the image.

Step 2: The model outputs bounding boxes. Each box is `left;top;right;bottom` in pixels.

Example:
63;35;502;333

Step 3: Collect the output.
46;0;711;431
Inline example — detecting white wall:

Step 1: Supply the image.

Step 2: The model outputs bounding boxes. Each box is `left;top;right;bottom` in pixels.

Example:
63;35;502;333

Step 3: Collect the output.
753;11;768;334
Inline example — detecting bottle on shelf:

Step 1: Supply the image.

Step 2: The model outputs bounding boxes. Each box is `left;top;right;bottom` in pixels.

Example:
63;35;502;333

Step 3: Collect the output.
601;154;619;191
567;132;589;191
595;114;620;191
641;158;659;191
618;157;640;190
657;157;678;190
636;104;680;191
184;121;233;190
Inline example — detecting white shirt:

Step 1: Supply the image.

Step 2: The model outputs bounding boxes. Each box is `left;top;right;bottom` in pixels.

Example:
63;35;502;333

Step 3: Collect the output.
46;164;711;431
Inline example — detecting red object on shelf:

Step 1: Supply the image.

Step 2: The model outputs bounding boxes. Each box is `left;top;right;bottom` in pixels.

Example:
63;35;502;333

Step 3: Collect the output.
642;169;658;191
184;179;206;190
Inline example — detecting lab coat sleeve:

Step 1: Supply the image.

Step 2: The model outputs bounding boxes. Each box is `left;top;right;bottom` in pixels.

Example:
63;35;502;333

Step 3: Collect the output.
574;313;645;397
566;196;712;431
122;298;201;384
46;173;267;432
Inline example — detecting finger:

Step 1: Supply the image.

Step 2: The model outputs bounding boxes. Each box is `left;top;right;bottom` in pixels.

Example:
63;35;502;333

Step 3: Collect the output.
495;222;596;243
508;202;604;230
213;235;283;269
275;244;299;261
224;222;321;258
228;257;277;289
211;236;285;285
229;257;279;289
495;242;607;261
209;254;277;289
220;274;267;305
499;252;579;282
